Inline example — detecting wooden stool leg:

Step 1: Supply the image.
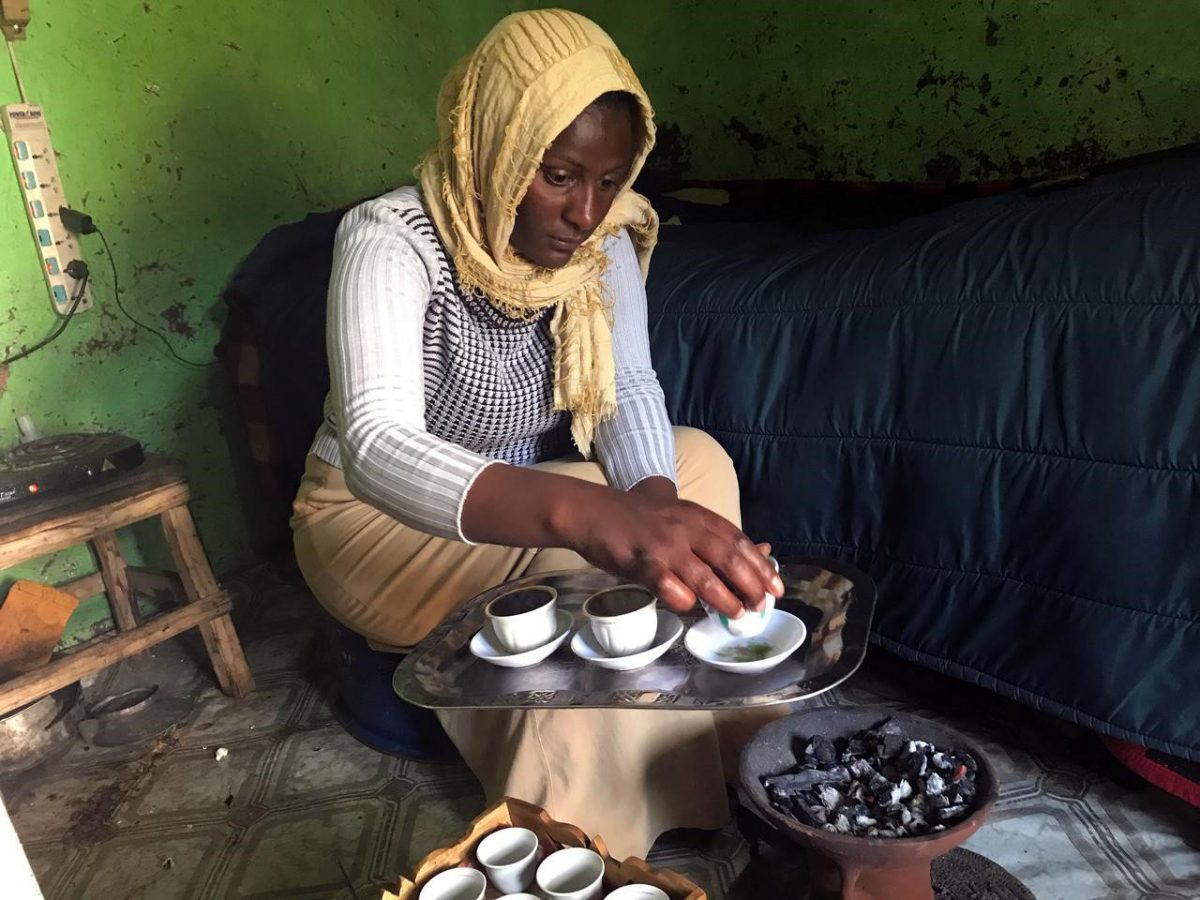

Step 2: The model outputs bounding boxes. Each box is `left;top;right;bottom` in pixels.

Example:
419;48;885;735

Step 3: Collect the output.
91;531;139;631
160;504;255;698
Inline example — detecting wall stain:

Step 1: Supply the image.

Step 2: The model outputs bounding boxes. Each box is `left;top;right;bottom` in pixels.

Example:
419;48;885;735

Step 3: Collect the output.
985;16;1001;46
161;303;195;338
73;327;139;358
914;54;973;112
643;120;692;180
928;137;1112;183
725;117;768;152
132;260;164;278
924;152;963;182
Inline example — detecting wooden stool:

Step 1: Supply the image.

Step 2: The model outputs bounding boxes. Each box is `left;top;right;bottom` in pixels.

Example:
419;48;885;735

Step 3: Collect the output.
0;454;254;715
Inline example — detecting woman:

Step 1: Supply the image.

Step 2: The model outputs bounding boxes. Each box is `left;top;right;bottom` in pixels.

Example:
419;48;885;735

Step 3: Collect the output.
291;9;783;858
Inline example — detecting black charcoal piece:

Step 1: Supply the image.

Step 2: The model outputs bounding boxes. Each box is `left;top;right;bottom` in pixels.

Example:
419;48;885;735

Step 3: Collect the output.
925;772;947;796
849;757;876;780
843;802;869;820
869;772;894;797
765;769;837;793
818;784;842;811
825;765;852;784
897;750;927;778
934;803;968;822
806;734;838;765
846;735;869;757
877;718;903;736
880;732;904;759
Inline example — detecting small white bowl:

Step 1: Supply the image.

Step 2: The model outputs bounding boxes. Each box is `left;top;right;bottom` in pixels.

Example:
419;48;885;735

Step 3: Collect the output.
536;847;605;900
476;826;540;893
470;610;573;668
684;609;806;675
604;885;669;900
418;867;486;900
571;610;683;671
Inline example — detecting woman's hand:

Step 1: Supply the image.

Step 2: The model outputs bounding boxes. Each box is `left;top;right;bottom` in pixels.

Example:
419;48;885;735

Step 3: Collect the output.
555;476;784;618
462;465;783;618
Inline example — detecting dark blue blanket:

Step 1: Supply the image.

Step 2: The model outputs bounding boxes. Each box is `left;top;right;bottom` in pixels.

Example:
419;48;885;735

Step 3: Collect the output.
645;159;1200;760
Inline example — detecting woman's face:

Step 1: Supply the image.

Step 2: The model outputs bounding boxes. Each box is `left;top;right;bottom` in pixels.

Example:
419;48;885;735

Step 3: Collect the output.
510;101;637;269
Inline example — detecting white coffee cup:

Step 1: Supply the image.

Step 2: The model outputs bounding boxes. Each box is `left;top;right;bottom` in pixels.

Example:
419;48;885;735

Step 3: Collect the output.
700;554;780;638
418;867;486;900
475;826;540;893
582;585;658;657
604;886;669;900
535;847;605;900
485;585;558;654
497;895;540;900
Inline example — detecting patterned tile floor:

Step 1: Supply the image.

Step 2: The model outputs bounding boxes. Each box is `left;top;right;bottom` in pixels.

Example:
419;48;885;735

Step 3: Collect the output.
3;562;1197;900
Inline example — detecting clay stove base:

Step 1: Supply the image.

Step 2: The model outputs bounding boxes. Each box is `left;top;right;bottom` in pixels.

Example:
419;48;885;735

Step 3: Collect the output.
730;843;1035;900
807;849;934;900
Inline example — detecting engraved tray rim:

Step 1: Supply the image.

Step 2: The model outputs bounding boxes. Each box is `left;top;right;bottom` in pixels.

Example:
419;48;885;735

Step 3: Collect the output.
393;556;876;711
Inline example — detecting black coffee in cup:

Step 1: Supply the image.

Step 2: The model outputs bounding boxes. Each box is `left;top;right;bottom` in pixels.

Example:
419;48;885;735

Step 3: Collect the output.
585;587;653;618
489;587;554;618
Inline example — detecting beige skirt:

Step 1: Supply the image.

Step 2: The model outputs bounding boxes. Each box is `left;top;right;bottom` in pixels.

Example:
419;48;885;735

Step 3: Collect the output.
291;428;786;859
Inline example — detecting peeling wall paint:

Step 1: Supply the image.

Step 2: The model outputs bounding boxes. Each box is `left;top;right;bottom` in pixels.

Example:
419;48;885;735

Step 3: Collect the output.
1;0;1196;643
582;0;1199;183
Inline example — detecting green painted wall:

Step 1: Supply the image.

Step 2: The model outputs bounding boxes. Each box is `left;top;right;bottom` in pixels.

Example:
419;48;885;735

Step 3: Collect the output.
1;0;1195;643
581;0;1200;183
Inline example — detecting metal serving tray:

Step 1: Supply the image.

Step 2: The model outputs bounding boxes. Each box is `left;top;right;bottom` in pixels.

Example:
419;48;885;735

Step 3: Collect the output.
393;557;875;710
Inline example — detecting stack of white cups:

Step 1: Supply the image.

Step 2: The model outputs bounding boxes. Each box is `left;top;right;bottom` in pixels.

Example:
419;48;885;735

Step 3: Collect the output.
416;826;670;900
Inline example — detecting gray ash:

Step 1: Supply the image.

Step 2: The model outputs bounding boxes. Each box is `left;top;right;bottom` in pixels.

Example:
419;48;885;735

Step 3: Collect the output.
761;717;979;838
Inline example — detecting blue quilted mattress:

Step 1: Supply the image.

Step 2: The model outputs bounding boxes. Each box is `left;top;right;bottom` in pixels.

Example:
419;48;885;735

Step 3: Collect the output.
644;158;1200;760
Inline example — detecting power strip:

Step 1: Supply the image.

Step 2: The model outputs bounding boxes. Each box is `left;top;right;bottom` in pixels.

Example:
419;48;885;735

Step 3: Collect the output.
3;103;91;315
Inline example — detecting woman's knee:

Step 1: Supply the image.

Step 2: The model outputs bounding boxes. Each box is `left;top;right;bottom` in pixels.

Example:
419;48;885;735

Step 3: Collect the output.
674;427;736;482
673;427;741;523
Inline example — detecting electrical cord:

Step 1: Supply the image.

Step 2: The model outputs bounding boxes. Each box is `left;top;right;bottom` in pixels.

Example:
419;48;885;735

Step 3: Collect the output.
95;227;216;368
0;265;90;366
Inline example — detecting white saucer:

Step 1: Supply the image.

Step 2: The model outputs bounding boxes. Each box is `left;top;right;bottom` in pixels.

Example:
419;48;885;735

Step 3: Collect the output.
571;609;683;671
470;609;573;668
684;609;807;675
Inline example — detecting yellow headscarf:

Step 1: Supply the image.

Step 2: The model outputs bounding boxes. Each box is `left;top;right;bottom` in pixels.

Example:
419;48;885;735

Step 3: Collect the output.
416;9;659;456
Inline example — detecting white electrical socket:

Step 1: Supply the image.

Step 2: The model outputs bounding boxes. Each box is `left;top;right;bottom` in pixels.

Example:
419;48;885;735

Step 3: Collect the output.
3;103;92;315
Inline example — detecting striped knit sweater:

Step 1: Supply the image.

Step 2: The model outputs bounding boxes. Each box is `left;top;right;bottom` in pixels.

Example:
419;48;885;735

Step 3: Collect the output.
310;186;676;542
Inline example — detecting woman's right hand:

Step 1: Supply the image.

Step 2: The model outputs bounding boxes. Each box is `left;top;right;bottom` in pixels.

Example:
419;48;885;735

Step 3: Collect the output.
552;478;784;618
